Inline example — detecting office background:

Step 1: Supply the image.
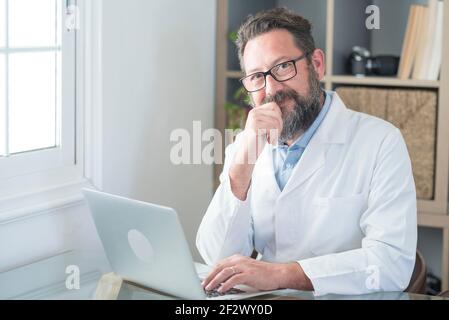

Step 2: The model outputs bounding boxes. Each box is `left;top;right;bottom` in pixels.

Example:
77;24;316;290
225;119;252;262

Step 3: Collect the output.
0;0;447;295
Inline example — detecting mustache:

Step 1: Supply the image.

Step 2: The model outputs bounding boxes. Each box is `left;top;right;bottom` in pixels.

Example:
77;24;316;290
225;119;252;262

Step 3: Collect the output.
262;89;300;106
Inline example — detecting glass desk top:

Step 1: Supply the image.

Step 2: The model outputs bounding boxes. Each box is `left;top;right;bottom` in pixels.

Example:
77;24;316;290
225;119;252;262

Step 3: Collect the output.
0;251;446;300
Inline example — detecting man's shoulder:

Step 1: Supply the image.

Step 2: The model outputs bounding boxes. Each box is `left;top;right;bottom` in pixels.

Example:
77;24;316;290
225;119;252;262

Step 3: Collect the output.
349;108;397;131
343;104;400;143
329;91;399;139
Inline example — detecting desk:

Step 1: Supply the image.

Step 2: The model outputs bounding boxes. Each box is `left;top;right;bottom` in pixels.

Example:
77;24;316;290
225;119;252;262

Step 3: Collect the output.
0;251;446;300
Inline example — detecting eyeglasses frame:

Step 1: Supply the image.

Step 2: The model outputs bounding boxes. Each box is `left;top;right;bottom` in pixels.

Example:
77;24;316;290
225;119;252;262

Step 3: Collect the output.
239;54;307;93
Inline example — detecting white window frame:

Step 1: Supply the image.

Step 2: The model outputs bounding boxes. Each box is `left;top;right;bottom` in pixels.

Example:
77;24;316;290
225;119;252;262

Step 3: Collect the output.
0;0;76;180
0;0;103;222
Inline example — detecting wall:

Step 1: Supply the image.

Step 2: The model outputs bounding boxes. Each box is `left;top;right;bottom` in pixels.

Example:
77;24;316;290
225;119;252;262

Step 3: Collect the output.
278;0;327;56
0;203;104;272
101;0;216;262
0;0;217;273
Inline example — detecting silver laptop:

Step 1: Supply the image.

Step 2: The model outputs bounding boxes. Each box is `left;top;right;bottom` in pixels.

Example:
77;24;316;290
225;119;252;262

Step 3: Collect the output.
83;189;273;300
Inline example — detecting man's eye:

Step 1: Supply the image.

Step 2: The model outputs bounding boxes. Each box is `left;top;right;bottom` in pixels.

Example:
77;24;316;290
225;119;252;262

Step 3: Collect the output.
279;62;291;70
250;73;263;82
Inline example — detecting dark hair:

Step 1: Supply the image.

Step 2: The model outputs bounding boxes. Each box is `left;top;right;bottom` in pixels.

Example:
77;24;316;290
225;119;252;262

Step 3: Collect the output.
236;7;316;72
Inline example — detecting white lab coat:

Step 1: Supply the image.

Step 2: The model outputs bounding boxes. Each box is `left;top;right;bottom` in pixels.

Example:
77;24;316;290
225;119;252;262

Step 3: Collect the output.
196;92;417;296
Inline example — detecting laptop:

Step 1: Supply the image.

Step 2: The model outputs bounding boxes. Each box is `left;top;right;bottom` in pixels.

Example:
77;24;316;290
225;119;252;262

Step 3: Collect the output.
83;189;274;300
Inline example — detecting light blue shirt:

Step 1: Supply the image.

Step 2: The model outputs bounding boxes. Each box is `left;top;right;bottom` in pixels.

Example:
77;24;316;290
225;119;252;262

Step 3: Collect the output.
273;90;332;191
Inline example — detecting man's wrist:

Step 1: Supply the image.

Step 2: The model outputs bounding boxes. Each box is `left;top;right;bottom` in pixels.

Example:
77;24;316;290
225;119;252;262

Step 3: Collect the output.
277;262;314;291
229;168;251;201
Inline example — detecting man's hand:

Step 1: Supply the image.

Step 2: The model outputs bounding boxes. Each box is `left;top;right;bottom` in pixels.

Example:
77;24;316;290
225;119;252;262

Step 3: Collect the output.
244;102;283;145
229;102;283;201
201;254;313;293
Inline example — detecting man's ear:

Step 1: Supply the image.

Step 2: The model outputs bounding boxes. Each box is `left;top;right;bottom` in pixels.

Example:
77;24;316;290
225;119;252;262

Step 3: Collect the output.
310;49;326;80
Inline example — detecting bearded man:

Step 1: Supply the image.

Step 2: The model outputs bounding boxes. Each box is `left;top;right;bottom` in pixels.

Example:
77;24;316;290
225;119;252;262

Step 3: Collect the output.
197;8;417;296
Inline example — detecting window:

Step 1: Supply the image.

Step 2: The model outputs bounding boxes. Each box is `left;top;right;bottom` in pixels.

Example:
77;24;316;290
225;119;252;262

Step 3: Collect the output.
0;0;82;201
0;0;76;181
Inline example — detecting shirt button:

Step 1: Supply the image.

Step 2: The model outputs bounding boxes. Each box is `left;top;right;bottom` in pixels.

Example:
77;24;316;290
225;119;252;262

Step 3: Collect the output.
286;163;293;169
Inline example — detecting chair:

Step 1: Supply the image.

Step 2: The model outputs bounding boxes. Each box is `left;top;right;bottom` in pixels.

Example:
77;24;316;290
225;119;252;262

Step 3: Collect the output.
438;290;449;297
405;251;427;294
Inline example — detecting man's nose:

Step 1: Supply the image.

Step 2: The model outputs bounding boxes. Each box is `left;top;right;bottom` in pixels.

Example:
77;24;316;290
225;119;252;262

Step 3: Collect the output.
264;74;283;97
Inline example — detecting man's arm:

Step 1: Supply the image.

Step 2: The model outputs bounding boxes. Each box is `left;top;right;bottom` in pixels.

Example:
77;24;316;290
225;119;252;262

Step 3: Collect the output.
202;255;313;293
196;137;255;265
298;128;417;296
196;102;283;264
229;102;283;200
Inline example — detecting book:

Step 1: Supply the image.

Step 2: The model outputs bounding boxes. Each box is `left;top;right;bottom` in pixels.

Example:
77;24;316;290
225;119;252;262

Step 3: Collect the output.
427;0;444;80
398;5;419;79
412;0;438;80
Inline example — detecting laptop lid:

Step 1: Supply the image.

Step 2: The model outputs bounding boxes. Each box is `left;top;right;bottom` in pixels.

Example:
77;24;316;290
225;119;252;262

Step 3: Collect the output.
83;188;205;300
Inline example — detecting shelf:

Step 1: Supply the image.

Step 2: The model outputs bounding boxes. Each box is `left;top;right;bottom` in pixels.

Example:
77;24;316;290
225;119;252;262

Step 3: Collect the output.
225;70;244;79
418;212;449;228
329;75;440;88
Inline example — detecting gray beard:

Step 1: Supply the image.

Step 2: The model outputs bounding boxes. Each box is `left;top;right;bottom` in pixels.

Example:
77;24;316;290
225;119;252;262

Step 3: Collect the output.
262;68;323;144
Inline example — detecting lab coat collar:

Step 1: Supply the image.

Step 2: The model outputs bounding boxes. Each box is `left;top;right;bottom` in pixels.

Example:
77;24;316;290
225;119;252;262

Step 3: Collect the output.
277;92;350;197
255;92;350;198
316;92;350;145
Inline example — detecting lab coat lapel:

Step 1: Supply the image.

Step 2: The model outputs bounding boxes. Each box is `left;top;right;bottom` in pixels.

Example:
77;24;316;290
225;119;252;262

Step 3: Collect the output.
280;134;327;197
255;143;281;196
280;93;350;198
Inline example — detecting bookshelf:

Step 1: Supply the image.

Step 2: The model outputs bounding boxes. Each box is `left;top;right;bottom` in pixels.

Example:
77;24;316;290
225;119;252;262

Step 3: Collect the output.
214;0;449;290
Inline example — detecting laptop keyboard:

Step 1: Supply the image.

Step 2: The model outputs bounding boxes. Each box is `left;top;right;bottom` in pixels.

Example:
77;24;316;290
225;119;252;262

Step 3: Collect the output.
205;287;245;298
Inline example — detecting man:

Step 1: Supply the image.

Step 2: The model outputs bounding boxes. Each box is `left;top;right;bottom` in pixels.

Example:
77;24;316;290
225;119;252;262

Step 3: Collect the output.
197;8;417;296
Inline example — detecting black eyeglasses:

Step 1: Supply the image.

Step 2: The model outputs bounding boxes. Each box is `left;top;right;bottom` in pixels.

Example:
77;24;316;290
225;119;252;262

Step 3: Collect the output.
240;55;307;93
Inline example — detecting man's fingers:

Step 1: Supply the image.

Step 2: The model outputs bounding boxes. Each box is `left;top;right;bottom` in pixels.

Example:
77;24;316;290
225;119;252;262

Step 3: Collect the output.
202;259;235;288
259;103;283;120
202;263;226;288
259;101;281;112
205;267;235;291
203;269;222;288
202;256;245;288
254;107;282;123
247;103;283;144
253;115;282;135
254;110;283;135
218;274;246;293
202;256;250;290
